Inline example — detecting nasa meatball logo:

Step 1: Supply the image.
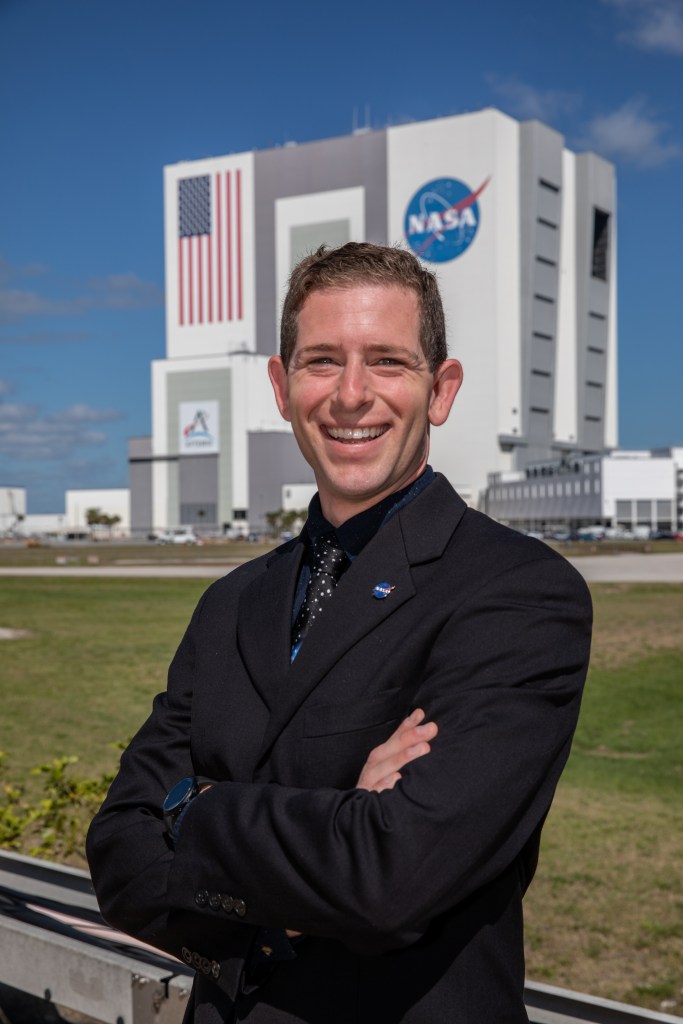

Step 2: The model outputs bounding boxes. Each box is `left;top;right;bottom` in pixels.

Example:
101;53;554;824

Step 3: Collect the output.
404;176;490;263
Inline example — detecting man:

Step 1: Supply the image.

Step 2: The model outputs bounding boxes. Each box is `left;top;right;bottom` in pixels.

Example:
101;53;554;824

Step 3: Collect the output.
87;242;592;1023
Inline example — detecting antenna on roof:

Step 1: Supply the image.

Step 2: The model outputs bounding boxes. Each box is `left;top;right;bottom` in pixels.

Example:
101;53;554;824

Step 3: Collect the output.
352;103;371;136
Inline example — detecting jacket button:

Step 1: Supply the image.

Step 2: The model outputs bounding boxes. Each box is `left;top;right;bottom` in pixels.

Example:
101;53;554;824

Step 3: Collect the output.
233;898;247;917
220;895;234;913
211;961;221;979
181;946;192;964
194;889;209;908
208;892;221;910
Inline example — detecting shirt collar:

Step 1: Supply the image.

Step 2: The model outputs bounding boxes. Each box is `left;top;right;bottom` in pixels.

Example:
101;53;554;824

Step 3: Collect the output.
305;467;435;559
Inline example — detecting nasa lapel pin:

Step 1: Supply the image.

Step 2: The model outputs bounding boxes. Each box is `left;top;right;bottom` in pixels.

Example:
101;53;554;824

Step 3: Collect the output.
372;582;396;600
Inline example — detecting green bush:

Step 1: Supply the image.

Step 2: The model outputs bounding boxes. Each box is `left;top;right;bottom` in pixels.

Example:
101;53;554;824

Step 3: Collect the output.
0;748;116;861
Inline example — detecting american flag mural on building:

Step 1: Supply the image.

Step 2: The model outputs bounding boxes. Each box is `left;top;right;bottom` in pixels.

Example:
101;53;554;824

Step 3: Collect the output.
177;170;243;326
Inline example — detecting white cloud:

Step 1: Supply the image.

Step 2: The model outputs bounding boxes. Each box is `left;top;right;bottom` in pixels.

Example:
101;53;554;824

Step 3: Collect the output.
0;396;123;460
605;0;683;55
0;262;163;325
581;97;681;166
485;74;581;123
0;329;94;345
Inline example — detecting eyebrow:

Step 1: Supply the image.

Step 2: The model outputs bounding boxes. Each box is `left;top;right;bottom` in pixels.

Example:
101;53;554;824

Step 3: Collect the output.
294;343;424;363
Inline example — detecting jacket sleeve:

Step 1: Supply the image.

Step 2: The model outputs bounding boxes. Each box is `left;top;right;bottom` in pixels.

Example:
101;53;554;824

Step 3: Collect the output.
86;588;258;1000
89;554;590;958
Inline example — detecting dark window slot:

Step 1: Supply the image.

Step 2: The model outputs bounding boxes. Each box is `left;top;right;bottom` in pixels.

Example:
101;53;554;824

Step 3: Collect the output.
591;208;610;281
539;178;560;193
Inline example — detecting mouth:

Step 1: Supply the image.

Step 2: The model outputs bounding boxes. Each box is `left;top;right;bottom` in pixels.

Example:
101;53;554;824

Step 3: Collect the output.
324;425;389;444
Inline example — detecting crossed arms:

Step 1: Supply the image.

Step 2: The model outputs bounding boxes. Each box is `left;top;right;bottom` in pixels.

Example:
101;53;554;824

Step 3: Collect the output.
87;551;591;975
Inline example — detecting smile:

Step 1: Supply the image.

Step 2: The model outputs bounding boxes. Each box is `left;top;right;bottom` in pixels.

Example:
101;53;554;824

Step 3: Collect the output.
325;426;389;442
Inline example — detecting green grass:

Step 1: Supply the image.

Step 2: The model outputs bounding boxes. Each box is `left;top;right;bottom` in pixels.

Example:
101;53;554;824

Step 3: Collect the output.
0;578;208;782
1;578;682;1013
524;583;683;1012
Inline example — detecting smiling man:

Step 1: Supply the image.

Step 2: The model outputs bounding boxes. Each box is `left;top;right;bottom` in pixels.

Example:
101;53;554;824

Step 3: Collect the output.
88;242;592;1024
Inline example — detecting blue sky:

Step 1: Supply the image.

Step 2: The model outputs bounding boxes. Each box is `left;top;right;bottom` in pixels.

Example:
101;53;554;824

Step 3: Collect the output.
1;0;681;512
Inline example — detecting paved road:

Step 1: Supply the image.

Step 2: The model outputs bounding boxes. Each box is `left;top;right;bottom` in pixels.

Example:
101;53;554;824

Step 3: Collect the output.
1;553;683;582
567;552;683;583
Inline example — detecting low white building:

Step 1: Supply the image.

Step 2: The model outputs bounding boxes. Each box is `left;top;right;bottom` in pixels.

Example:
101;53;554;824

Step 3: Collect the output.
0;486;27;534
485;449;680;533
65;488;131;536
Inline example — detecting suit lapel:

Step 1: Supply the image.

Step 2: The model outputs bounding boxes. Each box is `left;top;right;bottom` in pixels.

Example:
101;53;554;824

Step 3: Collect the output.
239;476;467;770
236;537;304;711
255;512;415;764
254;478;467;766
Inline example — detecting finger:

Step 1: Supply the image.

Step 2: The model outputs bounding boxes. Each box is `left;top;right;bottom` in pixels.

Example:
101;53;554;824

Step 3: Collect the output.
371;771;402;793
357;740;433;791
364;712;434;768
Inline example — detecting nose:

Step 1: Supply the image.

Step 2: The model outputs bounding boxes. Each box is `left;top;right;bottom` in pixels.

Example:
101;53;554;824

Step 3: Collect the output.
334;360;371;411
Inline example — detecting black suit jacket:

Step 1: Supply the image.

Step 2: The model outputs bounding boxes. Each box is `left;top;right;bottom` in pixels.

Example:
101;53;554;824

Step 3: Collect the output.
87;476;592;1023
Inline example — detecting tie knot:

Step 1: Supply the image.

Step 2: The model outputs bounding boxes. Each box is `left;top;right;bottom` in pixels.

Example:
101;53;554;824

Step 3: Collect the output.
311;532;349;579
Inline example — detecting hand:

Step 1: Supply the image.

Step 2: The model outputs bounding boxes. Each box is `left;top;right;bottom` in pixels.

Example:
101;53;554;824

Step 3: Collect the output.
355;708;438;793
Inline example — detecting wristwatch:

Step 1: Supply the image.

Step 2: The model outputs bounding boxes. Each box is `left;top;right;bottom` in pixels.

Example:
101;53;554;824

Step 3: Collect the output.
163;776;215;838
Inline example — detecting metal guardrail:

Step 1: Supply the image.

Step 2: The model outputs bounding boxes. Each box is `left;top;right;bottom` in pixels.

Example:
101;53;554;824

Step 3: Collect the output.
0;849;681;1024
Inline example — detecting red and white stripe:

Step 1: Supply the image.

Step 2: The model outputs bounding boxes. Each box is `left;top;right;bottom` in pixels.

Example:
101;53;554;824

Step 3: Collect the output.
178;169;244;327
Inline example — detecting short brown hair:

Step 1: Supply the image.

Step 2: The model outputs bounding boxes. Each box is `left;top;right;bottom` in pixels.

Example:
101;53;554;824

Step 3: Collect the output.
279;242;447;371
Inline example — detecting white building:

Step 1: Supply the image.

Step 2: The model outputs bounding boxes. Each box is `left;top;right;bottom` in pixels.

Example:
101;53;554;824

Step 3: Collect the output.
130;108;617;533
0;486;27;534
485;449;680;534
65;488;130;535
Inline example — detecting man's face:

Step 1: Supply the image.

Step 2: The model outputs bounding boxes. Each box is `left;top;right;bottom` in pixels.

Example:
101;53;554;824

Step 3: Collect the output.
269;284;462;526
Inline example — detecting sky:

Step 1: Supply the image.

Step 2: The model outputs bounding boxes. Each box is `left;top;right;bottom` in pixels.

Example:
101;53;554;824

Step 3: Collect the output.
1;0;682;512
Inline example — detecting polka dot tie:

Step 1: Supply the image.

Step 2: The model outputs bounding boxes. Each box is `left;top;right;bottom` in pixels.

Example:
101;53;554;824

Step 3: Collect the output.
291;532;349;655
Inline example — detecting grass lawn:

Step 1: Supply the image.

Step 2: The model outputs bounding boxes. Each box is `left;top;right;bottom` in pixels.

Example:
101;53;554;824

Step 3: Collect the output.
524;583;683;1013
1;577;682;1013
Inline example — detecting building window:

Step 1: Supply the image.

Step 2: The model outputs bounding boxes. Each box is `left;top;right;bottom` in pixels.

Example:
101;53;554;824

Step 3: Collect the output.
233;509;247;520
588;345;604;354
533;331;554;341
539;178;560;193
592;208;610;281
531;406;550;414
532;369;551;378
594;480;601;493
535;255;557;267
540;485;546;497
585;415;601;423
537;216;558;230
584;480;590;494
534;293;555;304
636;500;651;521
589;310;606;321
574;482;581;495
586;380;603;388
548;483;554;497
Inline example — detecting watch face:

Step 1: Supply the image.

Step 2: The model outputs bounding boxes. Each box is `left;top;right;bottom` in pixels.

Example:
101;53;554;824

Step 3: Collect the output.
163;776;195;814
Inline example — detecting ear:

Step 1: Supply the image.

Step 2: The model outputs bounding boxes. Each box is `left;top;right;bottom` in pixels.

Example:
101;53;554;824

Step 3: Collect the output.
268;356;291;422
428;359;463;427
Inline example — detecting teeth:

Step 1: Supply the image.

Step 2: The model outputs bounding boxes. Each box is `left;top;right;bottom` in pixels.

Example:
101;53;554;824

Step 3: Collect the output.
327;426;387;440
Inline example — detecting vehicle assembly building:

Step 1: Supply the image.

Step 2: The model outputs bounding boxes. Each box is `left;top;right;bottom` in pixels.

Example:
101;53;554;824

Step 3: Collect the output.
129;106;617;534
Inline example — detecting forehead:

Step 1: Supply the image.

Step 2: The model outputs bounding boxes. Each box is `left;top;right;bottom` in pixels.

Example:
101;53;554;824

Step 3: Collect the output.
296;284;419;338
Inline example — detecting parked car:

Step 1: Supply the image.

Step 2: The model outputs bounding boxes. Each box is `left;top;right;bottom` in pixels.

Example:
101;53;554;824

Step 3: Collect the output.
155;529;199;545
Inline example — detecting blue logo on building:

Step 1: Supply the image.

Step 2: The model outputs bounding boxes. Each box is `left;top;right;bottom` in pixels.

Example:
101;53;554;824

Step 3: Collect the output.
404;176;490;263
